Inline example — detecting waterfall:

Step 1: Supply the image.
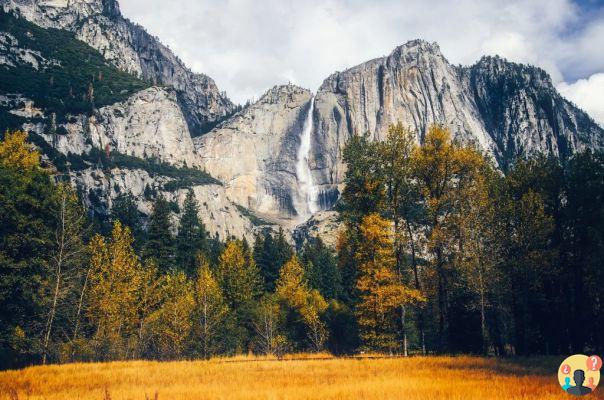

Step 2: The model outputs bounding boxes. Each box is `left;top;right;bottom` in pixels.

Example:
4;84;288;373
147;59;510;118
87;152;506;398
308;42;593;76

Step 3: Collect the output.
295;96;318;220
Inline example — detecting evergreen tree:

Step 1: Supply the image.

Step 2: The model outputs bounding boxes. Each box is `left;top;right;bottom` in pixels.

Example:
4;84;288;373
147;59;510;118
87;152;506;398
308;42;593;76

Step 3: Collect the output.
301;237;342;300
111;193;143;247
0;131;54;368
176;190;208;276
143;194;175;272
253;229;293;291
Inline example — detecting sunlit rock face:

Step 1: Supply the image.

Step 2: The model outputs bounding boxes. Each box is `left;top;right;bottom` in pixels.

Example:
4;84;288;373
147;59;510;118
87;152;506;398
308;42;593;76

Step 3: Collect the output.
2;0;234;133
70;167;260;242
195;84;313;223
312;39;604;198
2;0;603;245
37;87;201;168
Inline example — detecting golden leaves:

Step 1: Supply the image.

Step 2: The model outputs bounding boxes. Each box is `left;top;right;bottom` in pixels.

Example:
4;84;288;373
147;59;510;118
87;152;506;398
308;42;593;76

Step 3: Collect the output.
0;130;39;171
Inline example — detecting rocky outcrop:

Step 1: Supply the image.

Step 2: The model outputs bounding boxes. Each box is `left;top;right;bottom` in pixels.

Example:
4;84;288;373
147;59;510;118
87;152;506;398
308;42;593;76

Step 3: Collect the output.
70;167;262;241
2;0;234;133
0;31;60;69
39;87;203;167
311;40;604;197
293;211;342;250
463;56;604;169
194;84;313;223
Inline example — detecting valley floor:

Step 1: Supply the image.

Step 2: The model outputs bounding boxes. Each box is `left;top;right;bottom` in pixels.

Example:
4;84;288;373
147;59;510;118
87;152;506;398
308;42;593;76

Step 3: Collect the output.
0;354;594;400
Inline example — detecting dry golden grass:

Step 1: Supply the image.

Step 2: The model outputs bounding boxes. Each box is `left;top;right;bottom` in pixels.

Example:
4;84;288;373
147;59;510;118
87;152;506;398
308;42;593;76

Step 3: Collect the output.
1;354;601;400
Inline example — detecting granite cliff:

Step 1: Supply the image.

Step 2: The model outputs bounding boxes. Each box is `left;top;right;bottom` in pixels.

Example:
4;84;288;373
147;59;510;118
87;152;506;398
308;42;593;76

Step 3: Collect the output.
1;4;603;244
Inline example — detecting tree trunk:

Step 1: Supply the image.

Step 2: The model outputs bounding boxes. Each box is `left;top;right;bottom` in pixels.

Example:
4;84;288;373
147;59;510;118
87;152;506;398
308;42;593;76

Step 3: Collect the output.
406;221;425;354
43;199;67;365
401;305;408;356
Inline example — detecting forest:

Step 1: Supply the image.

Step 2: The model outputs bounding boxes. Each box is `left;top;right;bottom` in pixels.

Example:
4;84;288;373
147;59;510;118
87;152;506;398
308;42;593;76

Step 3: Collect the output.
0;124;603;370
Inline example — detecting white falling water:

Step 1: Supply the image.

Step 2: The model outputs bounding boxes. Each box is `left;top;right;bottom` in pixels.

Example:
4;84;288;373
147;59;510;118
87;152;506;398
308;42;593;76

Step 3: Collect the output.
295;96;319;220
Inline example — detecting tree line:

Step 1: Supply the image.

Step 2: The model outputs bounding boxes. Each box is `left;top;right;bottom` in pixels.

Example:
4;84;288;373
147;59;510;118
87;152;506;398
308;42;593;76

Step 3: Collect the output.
1;125;603;369
337;124;604;356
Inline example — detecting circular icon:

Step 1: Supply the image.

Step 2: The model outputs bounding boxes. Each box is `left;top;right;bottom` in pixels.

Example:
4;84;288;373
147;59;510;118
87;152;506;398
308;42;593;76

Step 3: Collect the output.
587;355;603;372
558;354;601;397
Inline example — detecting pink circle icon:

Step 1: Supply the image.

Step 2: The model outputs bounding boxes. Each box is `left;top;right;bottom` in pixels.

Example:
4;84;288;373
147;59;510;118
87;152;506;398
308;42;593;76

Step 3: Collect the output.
561;364;571;374
587;355;602;372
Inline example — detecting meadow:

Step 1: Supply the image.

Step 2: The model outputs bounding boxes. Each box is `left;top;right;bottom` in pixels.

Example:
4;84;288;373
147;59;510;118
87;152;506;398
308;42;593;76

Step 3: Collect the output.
1;355;596;400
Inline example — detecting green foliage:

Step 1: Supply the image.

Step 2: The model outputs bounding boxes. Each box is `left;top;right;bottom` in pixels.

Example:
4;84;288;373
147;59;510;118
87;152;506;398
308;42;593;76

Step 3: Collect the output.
2;123;604;367
0;139;54;368
0;11;150;127
110;193;144;247
143;195;176;272
253;229;293;291
176;190;208;276
234;205;271;226
300;237;342;300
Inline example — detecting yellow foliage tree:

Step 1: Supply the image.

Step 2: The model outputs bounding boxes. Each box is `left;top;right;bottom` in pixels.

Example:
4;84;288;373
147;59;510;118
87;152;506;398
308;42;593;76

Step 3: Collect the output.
216;240;261;309
148;272;195;360
0;130;39;170
276;256;329;352
194;257;229;358
87;221;146;360
411;124;487;351
355;213;423;352
275;256;308;310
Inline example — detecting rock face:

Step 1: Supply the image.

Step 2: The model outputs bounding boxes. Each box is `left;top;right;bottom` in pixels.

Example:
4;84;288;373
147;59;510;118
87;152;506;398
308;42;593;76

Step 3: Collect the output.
70;167;261;242
2;0;234;133
43;87;203;167
311;40;604;197
2;4;604;246
195;85;313;223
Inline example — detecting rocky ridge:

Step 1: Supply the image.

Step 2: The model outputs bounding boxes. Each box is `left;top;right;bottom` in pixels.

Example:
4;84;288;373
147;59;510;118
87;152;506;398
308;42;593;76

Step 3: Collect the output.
309;40;604;198
195;84;313;224
1;3;603;244
1;0;234;133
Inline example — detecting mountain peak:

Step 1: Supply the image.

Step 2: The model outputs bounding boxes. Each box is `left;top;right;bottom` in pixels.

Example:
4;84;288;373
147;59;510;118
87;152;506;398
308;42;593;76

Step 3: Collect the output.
392;39;441;55
260;84;311;105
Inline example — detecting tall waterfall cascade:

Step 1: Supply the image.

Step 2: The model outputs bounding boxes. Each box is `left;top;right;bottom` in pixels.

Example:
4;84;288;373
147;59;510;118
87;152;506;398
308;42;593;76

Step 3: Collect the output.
294;96;319;220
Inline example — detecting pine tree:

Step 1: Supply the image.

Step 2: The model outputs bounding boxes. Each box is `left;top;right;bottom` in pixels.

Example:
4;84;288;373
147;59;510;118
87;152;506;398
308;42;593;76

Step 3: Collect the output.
143;194;175;272
0;130;54;368
254;229;293;291
176;190;208;276
301;237;342;300
111;193;143;247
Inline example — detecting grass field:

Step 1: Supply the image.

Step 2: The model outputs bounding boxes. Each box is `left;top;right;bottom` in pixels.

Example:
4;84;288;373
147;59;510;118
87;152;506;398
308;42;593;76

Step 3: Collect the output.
0;355;599;400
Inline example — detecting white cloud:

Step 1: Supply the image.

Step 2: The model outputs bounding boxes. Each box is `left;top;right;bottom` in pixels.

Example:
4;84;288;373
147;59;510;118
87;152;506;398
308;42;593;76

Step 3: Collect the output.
558;73;604;127
118;0;604;115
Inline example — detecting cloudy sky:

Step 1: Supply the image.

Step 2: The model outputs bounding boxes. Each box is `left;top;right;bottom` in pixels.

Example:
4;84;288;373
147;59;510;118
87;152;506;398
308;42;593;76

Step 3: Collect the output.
119;0;604;125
